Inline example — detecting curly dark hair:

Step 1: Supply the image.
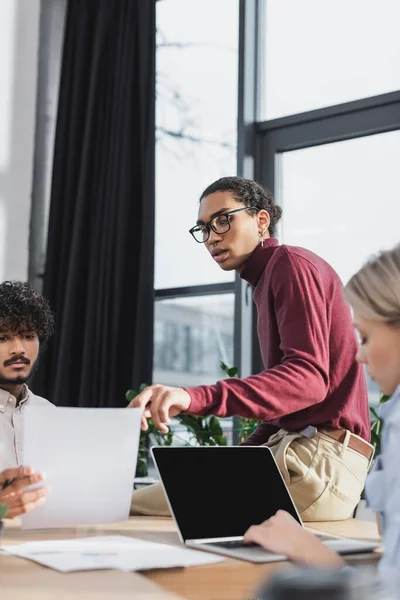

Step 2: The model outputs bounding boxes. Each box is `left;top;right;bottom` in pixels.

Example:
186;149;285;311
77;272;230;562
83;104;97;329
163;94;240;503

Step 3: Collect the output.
0;281;54;350
199;176;283;236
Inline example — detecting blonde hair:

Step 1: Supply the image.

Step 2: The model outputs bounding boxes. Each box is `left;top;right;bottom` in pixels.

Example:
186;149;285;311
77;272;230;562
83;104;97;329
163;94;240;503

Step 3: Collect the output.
344;244;400;326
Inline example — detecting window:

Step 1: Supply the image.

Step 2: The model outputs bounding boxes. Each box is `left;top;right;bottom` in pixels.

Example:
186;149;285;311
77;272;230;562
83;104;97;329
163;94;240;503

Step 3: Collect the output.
153;294;234;387
261;0;400;120
155;0;239;289
279;131;400;284
153;1;239;416
251;0;400;408
278;132;400;407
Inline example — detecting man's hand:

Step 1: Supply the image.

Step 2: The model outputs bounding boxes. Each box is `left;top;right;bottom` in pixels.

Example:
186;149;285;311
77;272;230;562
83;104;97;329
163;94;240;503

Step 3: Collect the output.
0;466;49;519
127;384;191;433
244;510;344;567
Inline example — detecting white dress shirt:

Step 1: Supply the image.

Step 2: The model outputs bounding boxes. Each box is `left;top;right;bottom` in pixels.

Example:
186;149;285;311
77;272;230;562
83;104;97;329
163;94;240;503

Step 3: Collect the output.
0;385;54;470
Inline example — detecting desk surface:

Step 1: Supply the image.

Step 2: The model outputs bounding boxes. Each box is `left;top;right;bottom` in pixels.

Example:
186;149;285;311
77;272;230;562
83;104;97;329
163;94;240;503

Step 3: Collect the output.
1;517;380;600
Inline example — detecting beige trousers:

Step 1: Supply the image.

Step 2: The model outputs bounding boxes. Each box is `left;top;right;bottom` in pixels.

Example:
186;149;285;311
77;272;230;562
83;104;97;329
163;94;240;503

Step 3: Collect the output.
130;430;372;522
264;429;371;521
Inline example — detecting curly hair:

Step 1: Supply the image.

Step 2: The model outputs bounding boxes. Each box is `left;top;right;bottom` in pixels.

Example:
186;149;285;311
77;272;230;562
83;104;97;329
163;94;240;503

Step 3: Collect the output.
199;176;283;236
0;281;54;350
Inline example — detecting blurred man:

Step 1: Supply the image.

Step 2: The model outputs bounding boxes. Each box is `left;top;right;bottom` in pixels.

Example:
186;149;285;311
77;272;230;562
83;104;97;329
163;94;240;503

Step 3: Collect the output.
0;281;54;518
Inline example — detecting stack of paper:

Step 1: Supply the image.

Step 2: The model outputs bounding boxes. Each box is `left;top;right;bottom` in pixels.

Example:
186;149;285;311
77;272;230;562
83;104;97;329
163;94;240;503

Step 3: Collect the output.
2;536;225;572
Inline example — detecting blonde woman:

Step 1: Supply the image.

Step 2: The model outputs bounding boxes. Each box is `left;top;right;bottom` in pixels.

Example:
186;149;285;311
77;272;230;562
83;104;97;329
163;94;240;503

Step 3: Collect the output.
244;244;400;597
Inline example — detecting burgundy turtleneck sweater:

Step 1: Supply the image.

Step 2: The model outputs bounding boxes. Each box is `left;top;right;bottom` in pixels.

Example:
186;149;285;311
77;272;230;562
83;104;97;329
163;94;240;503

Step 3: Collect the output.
184;238;370;443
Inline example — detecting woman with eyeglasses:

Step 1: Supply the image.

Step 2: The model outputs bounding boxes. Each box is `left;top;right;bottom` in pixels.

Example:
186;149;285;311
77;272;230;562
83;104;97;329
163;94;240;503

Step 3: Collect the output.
129;176;371;521
244;244;400;599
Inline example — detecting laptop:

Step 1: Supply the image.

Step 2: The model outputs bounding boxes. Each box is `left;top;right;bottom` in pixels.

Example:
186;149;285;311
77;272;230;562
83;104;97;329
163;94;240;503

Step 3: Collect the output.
150;446;379;563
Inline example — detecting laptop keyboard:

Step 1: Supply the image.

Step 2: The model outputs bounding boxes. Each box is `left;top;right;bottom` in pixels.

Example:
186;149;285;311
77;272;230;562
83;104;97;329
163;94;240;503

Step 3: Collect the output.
207;540;260;549
208;535;336;550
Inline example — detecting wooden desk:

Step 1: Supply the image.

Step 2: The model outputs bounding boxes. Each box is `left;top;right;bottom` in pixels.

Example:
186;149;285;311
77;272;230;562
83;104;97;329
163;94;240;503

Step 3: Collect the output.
1;517;380;600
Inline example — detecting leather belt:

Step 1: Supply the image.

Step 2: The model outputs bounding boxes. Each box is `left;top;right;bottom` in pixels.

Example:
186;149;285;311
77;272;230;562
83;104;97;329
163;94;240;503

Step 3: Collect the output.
318;427;374;461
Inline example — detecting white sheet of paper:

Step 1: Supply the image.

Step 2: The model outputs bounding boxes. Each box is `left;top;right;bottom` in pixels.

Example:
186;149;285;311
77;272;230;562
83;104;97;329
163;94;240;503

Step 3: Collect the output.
21;407;141;529
2;536;225;572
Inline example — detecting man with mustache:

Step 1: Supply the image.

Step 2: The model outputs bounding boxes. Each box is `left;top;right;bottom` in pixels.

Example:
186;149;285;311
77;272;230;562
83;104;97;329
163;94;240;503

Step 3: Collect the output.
0;280;53;519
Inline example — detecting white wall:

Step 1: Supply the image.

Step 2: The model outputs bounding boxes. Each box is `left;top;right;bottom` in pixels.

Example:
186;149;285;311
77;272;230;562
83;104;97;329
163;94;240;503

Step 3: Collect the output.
0;0;40;282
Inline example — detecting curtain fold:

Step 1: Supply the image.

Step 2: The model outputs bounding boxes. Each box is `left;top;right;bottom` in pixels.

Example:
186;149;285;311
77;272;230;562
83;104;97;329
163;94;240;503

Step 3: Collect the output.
35;0;155;407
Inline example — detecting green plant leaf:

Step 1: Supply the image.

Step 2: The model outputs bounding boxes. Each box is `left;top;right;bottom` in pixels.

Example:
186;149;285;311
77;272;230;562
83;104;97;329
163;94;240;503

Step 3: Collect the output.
220;361;239;378
214;434;227;446
236;416;260;443
227;367;239;377
369;406;380;420
0;503;8;520
126;383;149;403
209;415;223;434
179;415;203;434
153;428;173;446
125;388;137;402
136;457;148;477
370;429;380;451
368;391;391;457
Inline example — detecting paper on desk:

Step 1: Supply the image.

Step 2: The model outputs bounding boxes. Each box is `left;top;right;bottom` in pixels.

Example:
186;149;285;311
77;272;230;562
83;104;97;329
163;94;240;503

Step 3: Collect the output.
21;406;141;529
2;536;225;572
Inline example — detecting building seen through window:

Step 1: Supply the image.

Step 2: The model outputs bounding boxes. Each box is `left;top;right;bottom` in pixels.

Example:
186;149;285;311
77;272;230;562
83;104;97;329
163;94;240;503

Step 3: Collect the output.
153;295;234;388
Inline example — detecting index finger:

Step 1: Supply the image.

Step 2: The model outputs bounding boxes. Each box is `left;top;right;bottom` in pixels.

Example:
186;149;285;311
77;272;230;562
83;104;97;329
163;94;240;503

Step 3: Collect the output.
0;466;34;485
127;386;154;410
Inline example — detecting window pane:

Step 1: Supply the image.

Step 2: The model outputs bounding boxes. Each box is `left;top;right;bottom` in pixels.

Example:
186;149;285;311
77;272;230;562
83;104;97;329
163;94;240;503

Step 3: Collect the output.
155;0;238;289
279;131;400;404
279;131;400;284
262;0;400;120
153;294;234;387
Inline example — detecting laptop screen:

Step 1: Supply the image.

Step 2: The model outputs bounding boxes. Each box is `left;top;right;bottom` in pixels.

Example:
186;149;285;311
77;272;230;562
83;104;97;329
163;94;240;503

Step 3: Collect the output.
151;446;301;541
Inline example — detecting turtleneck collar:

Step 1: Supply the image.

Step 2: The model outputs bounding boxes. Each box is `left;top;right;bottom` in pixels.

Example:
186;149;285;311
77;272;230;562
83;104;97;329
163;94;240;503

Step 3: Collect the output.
239;238;280;287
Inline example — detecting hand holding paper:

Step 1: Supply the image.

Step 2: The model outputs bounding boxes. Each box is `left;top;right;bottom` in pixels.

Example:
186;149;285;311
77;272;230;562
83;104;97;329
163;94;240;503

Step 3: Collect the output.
0;466;48;519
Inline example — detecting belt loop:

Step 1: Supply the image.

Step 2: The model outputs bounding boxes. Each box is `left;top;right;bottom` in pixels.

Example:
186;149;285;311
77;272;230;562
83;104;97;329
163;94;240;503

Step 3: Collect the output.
340;429;351;456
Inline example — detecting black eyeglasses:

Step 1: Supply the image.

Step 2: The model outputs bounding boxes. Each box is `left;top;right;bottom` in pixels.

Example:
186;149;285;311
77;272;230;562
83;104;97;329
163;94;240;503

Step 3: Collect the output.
189;207;258;243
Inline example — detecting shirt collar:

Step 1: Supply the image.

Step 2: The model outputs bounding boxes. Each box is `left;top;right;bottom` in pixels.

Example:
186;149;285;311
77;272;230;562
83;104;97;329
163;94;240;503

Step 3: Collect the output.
18;384;30;406
0;384;30;413
239;238;280;287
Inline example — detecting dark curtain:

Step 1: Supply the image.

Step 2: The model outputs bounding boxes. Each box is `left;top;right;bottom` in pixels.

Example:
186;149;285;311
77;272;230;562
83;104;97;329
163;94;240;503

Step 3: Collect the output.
34;0;155;407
